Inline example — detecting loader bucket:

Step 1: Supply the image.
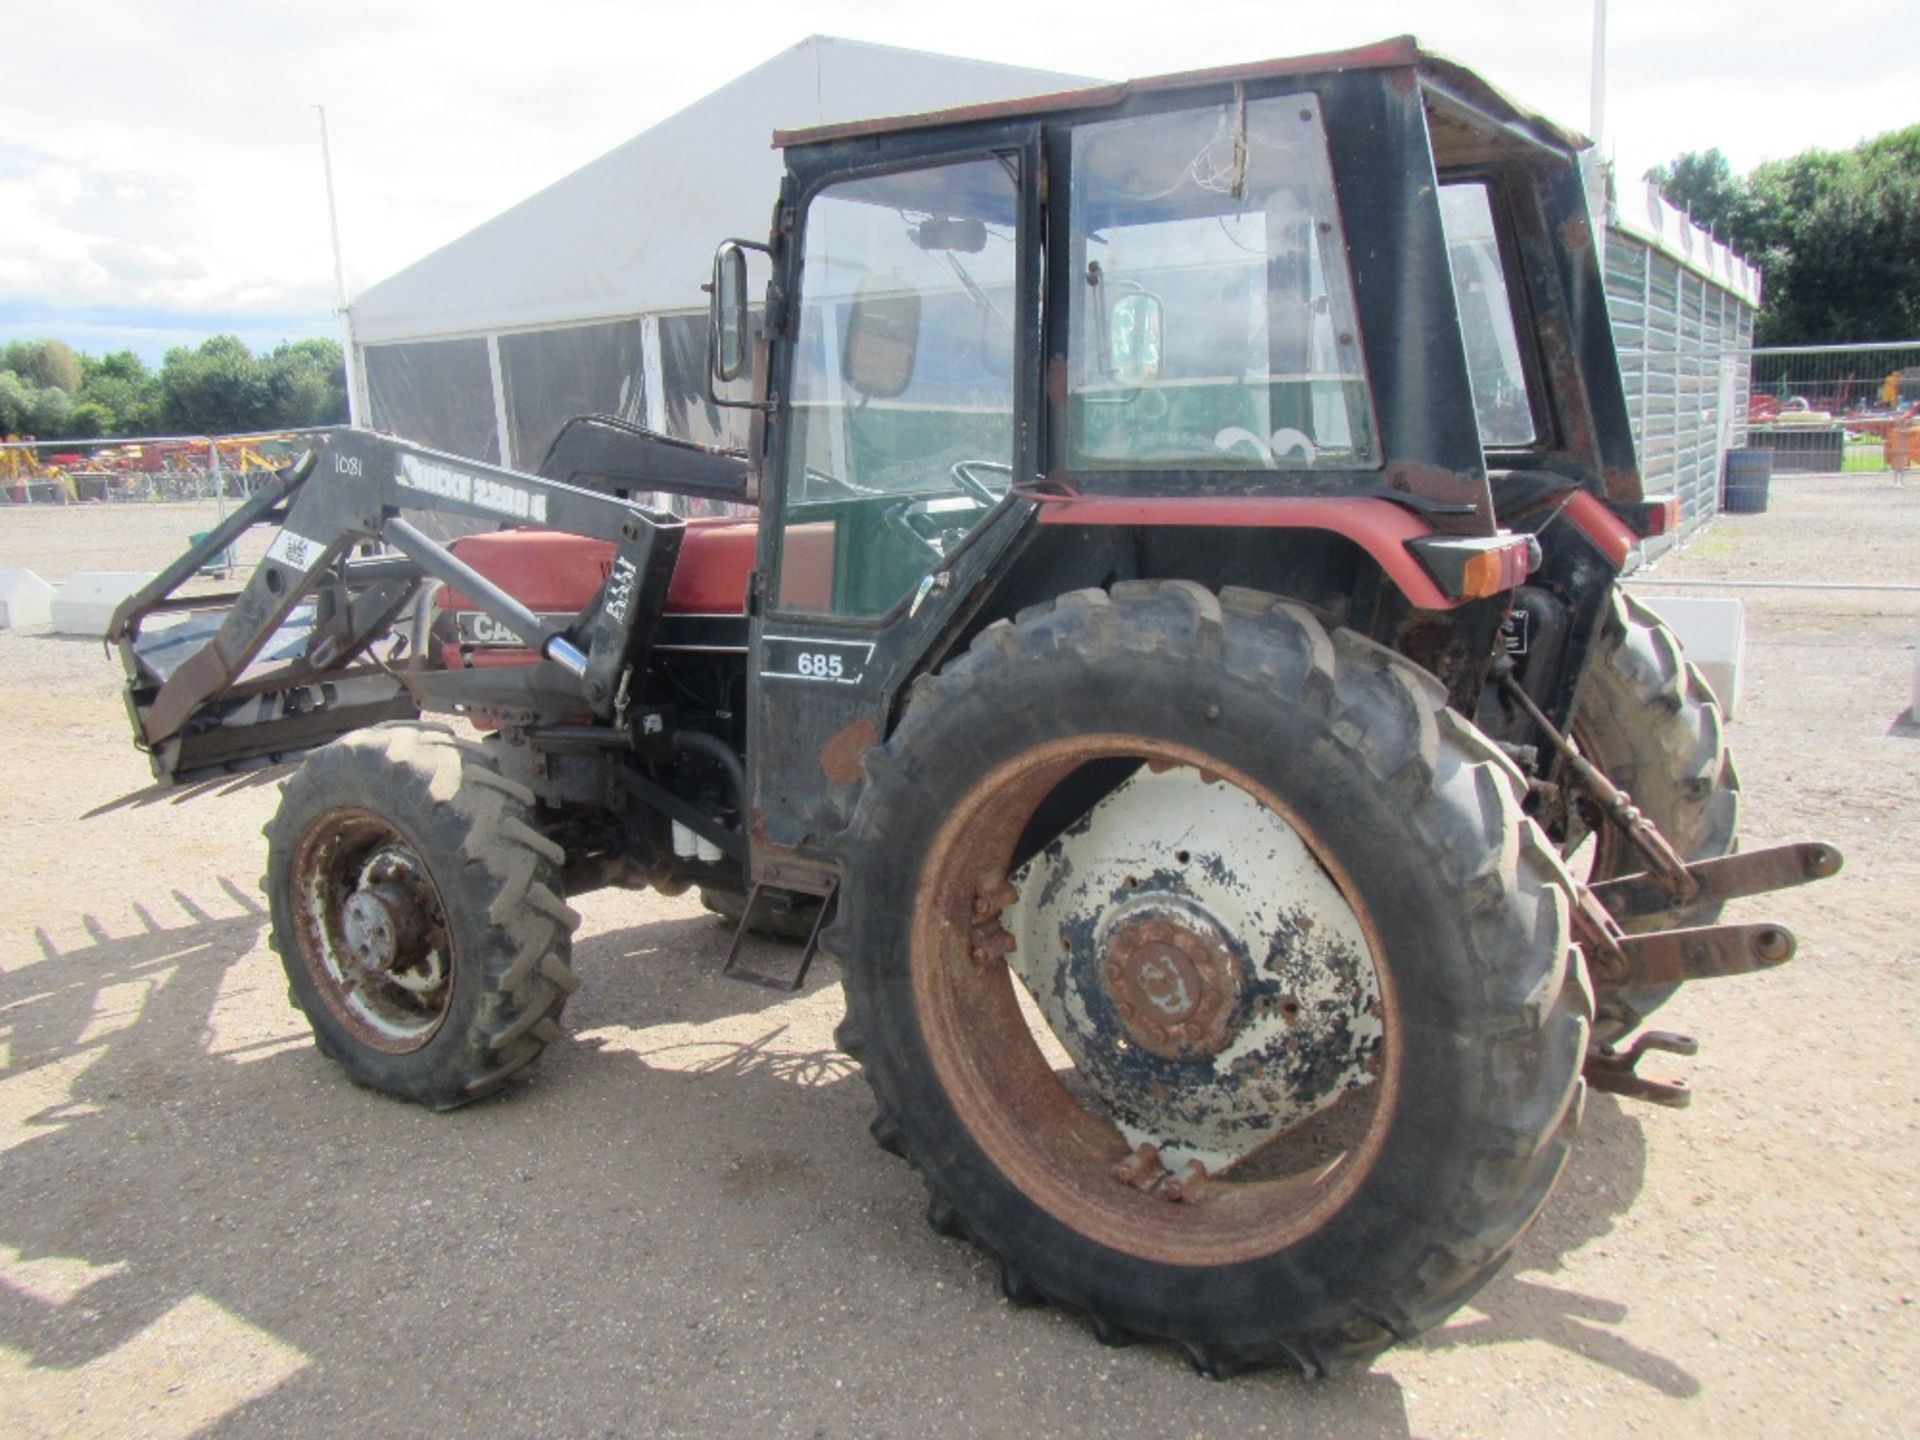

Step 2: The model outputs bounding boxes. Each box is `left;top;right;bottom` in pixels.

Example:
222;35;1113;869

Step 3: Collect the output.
108;451;419;785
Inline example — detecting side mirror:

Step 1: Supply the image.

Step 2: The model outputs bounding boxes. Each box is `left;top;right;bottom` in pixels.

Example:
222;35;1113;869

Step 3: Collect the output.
842;273;920;399
710;241;751;383
1109;292;1163;386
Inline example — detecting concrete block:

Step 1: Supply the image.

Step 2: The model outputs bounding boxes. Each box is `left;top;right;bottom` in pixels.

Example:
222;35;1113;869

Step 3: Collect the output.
0;568;57;629
50;572;154;639
1642;595;1745;720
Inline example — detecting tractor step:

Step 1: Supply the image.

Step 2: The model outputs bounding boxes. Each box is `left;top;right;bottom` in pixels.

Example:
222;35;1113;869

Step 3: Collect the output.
1591;841;1843;922
720;881;838;991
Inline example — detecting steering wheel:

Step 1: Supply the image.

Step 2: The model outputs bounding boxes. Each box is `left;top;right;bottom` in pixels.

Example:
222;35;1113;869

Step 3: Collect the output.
800;465;887;502
949;460;1012;506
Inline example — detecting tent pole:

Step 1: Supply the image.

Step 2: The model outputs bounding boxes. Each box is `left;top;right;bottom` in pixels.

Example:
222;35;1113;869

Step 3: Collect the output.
315;104;364;427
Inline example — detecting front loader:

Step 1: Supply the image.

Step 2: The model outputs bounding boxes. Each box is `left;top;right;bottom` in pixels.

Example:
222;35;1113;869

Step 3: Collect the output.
111;37;1840;1377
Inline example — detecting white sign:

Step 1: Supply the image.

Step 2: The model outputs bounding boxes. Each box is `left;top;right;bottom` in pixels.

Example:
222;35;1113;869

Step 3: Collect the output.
265;527;326;572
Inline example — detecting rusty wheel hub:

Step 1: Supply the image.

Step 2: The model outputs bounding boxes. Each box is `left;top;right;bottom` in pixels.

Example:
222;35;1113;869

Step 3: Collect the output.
291;819;453;1053
1100;911;1246;1061
341;882;436;988
1000;761;1385;1179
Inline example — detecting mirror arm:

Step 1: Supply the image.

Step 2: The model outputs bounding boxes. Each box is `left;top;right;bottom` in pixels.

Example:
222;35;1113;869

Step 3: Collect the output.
1086;260;1113;377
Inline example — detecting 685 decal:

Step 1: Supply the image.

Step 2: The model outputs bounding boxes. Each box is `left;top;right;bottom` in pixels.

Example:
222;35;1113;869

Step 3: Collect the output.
761;635;874;686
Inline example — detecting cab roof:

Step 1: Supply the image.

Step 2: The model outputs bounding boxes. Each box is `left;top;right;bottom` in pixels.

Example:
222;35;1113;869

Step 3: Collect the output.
773;35;1589;160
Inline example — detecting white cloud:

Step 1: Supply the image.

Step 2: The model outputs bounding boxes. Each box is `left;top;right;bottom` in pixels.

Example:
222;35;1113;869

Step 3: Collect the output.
0;148;334;319
87;239;204;287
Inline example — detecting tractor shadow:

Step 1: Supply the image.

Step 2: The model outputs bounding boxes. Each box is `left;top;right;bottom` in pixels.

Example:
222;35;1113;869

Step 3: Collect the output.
0;887;1679;1436
1409;1093;1698;1398
560;898;861;1085
80;762;297;818
0;891;888;1435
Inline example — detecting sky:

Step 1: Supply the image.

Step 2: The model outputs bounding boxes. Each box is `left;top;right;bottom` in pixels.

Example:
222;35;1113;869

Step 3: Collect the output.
3;0;1915;366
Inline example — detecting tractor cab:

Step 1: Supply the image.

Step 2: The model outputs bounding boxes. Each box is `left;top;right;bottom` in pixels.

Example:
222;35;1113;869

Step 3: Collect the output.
717;36;1642;866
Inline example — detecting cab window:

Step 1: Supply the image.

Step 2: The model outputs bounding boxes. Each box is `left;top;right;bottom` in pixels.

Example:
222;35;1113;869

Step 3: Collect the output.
1437;182;1536;446
1066;95;1378;471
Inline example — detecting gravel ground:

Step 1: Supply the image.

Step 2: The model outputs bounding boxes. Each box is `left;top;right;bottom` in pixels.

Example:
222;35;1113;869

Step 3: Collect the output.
0;500;276;586
0;483;1915;1438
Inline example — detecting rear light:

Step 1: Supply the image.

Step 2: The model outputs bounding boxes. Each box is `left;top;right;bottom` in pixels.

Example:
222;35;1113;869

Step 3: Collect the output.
1458;536;1535;599
1598;493;1681;543
1406;532;1536;602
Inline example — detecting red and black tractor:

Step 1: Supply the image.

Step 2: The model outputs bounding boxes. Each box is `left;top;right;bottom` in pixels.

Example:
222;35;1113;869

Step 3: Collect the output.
111;38;1838;1377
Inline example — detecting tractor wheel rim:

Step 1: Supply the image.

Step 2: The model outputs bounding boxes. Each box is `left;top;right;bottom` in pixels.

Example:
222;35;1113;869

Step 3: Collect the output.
911;734;1398;1267
1003;763;1383;1178
291;811;454;1053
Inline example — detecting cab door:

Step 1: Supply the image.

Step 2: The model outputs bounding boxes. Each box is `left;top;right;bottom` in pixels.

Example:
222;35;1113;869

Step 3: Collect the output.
746;141;1040;877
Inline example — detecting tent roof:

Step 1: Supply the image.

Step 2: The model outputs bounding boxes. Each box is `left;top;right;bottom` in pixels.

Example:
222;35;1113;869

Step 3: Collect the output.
350;37;1091;346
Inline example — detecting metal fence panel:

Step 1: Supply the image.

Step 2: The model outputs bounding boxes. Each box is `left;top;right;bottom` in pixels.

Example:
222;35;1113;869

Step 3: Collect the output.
0;432;325;508
1601;228;1760;545
1747;342;1920;474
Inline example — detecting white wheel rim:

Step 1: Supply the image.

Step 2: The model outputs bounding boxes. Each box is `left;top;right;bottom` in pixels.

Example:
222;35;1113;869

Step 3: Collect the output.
1004;763;1382;1176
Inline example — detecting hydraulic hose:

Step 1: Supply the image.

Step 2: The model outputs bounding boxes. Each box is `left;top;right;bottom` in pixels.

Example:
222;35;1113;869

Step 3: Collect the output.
671;730;747;818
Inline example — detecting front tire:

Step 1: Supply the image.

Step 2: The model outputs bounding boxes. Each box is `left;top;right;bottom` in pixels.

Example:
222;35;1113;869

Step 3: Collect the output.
1572;591;1741;1041
265;722;581;1109
829;583;1589;1376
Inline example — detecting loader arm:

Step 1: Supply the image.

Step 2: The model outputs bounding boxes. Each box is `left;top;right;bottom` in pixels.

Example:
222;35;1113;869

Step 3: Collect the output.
110;427;685;785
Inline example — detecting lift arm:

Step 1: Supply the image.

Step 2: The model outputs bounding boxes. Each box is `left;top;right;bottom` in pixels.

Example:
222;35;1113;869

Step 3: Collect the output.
109;427;685;784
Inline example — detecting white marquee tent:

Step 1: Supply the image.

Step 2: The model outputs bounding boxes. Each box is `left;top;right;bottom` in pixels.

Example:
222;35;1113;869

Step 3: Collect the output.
346;35;1756;538
347;37;1088;470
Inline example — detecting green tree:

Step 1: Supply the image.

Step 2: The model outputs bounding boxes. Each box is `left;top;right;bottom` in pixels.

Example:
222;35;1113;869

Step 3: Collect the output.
35;338;81;395
1;339;86;439
158;335;274;434
77;350;161;436
28;385;72;437
1744;136;1920;344
1648;126;1920;345
1644;149;1753;246
0;339;82;395
0;371;35;435
7;333;346;437
264;337;349;427
62;401;115;440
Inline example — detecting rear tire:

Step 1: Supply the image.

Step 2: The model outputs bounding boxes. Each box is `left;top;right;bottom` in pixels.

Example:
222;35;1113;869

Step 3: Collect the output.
1572;591;1740;1041
265;721;580;1109
827;583;1588;1376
